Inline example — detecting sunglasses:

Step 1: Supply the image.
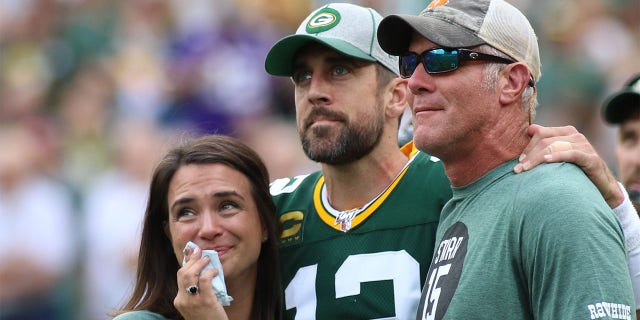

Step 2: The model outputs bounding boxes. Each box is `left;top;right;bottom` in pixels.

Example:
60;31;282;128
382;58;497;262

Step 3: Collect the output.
399;48;535;87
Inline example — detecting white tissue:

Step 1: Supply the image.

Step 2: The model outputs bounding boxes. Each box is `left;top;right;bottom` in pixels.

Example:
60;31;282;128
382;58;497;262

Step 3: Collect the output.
182;241;234;306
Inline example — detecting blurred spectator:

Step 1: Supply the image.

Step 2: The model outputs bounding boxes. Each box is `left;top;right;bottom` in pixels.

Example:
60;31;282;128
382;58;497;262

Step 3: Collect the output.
238;117;319;180
601;72;640;319
81;119;170;319
532;0;640;168
160;0;284;135
0;25;52;123
52;0;117;84
56;60;115;190
0;123;77;320
110;0;172;121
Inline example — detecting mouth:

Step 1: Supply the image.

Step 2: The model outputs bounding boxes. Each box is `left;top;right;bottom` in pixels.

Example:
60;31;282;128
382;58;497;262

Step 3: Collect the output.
414;107;442;114
412;97;444;115
211;246;230;257
413;105;444;118
308;116;341;128
304;108;346;130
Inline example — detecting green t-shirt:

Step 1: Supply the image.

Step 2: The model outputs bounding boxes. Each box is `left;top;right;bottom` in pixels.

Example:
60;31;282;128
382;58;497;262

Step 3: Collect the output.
270;148;451;319
417;159;636;320
112;310;169;320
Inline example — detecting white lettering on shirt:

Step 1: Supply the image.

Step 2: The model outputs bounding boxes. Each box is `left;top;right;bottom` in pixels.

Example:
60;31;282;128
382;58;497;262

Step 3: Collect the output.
588;301;631;320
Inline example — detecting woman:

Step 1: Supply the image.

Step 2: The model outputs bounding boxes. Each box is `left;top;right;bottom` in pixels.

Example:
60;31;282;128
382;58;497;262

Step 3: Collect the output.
113;135;282;320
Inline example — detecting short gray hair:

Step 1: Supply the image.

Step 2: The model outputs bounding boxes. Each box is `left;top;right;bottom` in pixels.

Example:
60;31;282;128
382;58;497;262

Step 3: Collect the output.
475;45;538;120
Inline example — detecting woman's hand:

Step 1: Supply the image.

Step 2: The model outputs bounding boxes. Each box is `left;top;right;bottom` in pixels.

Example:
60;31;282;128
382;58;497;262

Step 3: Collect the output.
174;246;228;320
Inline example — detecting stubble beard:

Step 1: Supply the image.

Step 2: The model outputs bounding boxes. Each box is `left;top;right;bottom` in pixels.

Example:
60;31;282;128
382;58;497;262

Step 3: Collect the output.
300;105;384;165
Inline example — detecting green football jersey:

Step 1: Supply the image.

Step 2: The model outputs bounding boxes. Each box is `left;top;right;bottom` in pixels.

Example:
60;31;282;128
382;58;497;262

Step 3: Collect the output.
270;145;451;320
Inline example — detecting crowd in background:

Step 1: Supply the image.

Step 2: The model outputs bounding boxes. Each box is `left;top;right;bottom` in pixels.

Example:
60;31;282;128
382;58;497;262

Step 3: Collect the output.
0;0;638;319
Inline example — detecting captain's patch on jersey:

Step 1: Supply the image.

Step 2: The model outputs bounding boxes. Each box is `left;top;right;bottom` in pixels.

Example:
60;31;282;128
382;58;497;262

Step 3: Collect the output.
279;210;305;246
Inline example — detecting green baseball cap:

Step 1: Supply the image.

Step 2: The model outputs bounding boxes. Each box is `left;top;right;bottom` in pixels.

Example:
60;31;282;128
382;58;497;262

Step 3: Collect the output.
265;3;398;77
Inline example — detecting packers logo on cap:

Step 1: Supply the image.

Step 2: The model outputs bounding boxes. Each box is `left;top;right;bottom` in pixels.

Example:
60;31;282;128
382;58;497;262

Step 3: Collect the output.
306;7;341;34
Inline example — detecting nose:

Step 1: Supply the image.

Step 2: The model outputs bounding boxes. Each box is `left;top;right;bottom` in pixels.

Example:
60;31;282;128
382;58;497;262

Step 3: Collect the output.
407;62;434;96
198;213;224;240
307;74;331;106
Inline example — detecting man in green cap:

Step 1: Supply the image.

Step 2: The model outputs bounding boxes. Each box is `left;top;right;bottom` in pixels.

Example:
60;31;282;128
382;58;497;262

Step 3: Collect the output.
267;4;450;318
265;2;639;319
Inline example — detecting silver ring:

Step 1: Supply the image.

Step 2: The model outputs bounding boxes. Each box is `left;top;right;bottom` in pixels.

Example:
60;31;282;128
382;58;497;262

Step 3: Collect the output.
187;285;199;295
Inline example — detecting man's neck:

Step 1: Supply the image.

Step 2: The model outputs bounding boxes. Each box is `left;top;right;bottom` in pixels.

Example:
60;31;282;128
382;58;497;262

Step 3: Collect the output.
321;146;408;211
443;120;529;187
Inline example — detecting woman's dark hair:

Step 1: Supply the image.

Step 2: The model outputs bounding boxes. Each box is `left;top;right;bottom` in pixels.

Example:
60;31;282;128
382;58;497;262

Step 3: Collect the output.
114;134;282;320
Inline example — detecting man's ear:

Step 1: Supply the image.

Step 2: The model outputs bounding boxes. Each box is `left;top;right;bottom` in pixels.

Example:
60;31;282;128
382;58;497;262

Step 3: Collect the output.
386;77;409;119
499;63;530;105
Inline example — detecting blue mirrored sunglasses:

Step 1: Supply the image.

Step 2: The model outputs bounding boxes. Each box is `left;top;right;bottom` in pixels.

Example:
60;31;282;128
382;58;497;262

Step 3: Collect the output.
399;48;535;87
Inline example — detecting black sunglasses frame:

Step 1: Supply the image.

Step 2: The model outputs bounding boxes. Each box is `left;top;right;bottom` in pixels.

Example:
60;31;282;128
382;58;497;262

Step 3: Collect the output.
400;48;535;87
